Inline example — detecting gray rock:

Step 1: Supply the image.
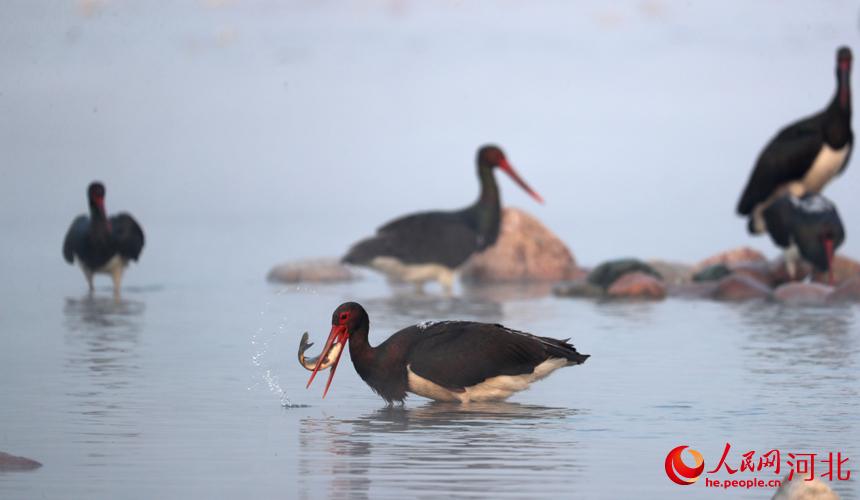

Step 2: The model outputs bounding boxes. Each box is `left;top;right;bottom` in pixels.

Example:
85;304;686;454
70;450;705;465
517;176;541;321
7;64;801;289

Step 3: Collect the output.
0;451;42;471
553;279;604;298
811;254;860;286
693;263;731;282
731;260;775;287
647;260;693;285
267;258;358;284
712;274;772;301
666;281;719;299
769;257;814;285
461;207;583;283
587;258;661;289
772;474;839;500
606;271;666;300
827;275;860;303
693;246;767;273
774;282;833;306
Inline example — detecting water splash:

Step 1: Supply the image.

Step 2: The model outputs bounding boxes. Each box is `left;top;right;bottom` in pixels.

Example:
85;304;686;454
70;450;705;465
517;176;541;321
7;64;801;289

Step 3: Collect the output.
249;296;293;407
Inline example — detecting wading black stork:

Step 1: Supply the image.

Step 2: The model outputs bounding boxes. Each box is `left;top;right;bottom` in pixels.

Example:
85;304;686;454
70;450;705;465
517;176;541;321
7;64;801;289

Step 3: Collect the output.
761;193;845;283
342;145;543;292
63;182;145;297
300;302;588;404
737;46;852;234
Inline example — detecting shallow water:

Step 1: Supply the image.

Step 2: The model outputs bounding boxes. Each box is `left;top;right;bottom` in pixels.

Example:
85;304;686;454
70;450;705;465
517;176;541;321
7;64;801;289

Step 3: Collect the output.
2;2;860;497
1;220;858;499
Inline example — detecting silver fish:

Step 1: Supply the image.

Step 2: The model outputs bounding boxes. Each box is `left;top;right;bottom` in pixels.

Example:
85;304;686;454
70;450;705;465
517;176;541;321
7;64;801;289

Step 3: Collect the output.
297;331;344;371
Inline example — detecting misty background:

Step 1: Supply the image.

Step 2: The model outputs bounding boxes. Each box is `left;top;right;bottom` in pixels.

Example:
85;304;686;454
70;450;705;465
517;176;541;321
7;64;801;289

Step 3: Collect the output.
2;0;859;288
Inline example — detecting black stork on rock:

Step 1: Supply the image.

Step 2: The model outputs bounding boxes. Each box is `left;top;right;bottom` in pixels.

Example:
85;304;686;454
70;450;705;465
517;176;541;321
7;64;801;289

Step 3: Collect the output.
342;145;543;292
63;182;144;297
761;193;845;283
301;302;588;404
738;46;853;233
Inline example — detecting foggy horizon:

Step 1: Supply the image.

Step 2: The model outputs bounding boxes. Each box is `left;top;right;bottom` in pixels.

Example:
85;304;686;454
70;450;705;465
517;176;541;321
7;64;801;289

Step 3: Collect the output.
2;0;858;266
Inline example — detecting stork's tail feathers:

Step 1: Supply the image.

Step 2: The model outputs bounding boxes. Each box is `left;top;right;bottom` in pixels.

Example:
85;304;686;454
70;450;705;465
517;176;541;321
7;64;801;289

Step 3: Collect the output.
540;336;589;365
343;235;391;265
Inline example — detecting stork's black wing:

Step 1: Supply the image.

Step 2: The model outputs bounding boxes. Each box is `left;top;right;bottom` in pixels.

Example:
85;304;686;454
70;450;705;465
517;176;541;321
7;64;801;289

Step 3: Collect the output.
761;196;794;248
63;215;90;264
737;113;825;215
110;213;145;261
407;321;588;390
343;210;480;268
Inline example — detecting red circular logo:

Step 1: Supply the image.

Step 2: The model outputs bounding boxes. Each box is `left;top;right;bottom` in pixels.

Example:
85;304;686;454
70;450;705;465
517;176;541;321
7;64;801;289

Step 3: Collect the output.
665;445;705;485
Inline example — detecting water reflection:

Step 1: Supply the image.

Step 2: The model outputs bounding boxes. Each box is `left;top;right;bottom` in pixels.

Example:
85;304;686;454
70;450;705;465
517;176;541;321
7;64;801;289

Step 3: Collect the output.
461;282;554;302
737;303;858;373
593;299;661;327
297;402;584;499
735;302;859;439
62;295;145;464
63;295;145;333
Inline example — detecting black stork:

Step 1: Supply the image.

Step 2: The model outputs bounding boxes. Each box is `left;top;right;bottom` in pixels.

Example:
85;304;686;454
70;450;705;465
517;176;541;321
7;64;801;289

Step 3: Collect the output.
342;145;543;292
738;46;853;233
300;302;588;404
63;182;145;298
761;193;845;284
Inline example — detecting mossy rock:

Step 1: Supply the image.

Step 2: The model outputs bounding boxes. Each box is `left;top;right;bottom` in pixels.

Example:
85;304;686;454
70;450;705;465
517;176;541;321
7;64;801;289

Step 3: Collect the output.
587;258;662;289
692;263;731;282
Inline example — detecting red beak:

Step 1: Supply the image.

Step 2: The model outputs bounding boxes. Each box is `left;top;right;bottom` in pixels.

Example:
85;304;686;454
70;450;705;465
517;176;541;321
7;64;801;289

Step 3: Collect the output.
306;324;349;398
824;238;835;286
498;158;544;204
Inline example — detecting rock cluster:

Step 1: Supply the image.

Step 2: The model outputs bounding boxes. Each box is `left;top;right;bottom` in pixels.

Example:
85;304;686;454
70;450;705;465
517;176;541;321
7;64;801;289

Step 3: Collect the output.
554;258;666;300
270;207;860;307
554;247;860;304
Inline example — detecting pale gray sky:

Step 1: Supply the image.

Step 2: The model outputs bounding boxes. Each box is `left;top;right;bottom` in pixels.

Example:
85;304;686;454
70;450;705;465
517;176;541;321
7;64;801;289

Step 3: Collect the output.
1;0;859;265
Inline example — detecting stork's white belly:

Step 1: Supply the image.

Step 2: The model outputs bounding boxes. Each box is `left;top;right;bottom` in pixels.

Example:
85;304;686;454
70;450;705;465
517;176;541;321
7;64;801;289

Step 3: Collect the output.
406;358;569;403
79;254;126;275
369;256;455;287
802;144;850;193
751;144;849;234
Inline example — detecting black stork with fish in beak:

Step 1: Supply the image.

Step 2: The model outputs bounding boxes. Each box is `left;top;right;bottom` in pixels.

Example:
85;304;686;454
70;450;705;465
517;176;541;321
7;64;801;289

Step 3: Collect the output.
300;302;588;404
761;193;845;283
738;47;853;235
63;182;145;298
342;145;543;292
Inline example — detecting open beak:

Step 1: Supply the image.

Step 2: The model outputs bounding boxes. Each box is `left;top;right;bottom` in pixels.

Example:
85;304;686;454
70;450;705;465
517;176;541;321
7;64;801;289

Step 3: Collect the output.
824;237;835;286
305;324;349;398
498;158;544;204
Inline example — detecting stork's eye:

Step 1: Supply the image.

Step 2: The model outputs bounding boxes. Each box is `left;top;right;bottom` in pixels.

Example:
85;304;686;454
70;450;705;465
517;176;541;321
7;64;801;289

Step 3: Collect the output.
339;312;348;321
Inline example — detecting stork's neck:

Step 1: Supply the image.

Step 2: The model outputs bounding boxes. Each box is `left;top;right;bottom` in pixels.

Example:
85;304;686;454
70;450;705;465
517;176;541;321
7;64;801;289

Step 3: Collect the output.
826;72;852;147
837;67;852;112
471;165;502;248
88;200;109;230
347;321;376;377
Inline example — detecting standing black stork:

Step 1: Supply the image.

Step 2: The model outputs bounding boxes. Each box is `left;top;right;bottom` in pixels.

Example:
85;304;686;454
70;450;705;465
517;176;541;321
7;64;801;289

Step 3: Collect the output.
300;302;588;404
63;182;145;298
761;193;845;283
342;145;543;292
737;46;853;233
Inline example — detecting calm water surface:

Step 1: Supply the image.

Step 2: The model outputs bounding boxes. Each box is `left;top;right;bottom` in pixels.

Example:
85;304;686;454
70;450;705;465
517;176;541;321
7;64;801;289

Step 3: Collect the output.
0;220;858;499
